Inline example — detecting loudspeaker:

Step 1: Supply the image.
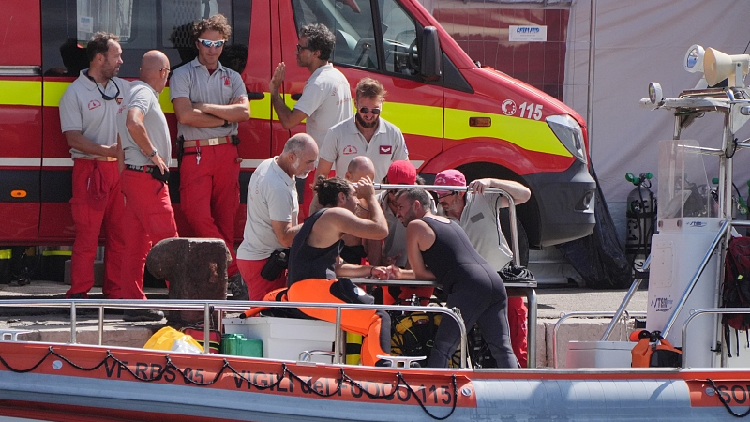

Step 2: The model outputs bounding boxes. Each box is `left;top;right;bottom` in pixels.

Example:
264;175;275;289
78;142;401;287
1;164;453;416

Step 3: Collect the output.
703;48;750;87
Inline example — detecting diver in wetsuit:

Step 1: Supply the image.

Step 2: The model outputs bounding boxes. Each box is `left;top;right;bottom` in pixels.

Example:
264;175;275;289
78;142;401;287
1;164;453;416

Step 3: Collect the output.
388;188;519;368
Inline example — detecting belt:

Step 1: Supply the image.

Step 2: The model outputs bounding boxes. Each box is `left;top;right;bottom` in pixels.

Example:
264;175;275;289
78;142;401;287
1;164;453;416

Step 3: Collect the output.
125;164;158;173
182;136;231;148
78;156;117;162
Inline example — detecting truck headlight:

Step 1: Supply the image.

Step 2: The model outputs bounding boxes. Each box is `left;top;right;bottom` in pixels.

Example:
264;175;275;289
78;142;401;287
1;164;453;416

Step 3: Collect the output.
547;114;587;164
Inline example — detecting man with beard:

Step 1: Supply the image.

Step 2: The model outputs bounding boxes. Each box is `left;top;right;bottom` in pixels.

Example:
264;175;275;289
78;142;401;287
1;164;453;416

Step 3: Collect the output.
314;77;408;184
59;32;128;300
269;23;352;146
389;188;519;369
286;176;391;367
236;133;319;301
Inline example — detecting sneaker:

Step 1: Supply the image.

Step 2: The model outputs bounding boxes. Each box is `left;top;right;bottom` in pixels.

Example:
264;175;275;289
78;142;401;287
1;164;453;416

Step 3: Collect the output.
227;273;249;301
123;308;165;322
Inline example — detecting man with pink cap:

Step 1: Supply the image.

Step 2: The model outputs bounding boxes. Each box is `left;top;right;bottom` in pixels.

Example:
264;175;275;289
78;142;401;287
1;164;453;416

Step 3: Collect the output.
434;169;532;367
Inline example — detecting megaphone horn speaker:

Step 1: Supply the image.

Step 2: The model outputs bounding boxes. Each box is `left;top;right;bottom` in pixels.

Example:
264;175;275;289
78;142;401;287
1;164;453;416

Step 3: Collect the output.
703;48;734;86
703;48;750;87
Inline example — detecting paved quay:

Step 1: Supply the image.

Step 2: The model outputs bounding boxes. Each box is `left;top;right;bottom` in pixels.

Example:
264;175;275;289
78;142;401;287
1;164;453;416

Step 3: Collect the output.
0;279;648;368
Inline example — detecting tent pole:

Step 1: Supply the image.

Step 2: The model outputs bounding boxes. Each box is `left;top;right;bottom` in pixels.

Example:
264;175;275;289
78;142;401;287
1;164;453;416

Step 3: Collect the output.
586;0;597;155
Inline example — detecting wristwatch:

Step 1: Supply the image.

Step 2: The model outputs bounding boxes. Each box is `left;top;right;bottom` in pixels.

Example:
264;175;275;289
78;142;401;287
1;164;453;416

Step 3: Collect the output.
146;149;158;158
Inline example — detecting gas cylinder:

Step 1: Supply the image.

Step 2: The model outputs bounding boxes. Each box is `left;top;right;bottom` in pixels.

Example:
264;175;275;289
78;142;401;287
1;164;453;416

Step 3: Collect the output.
625;173;656;273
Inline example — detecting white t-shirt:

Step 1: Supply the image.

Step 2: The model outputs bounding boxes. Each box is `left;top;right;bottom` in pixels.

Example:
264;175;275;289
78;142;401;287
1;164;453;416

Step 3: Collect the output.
448;192;514;271
293;63;352;145
319;116;408;183
237;157;298;260
116;81;172;167
59;69;130;159
169;58;247;140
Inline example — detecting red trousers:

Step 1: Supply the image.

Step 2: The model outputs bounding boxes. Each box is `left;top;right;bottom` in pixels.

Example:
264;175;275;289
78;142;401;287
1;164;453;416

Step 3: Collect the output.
68;159;126;299
236;258;286;301
180;143;240;276
119;170;179;299
508;297;528;368
287;279;390;366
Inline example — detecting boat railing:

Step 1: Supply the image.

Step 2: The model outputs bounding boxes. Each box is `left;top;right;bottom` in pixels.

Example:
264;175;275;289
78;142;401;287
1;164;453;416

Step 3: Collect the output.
682;307;750;369
551;310;647;368
0;298;469;368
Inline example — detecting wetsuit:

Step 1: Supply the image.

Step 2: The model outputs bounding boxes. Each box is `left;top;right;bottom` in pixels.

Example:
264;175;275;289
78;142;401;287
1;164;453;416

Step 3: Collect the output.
287;209;391;366
421;216;518;368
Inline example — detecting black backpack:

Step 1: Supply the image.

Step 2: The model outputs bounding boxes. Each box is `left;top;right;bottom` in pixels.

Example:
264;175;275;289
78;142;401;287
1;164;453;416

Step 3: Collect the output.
721;236;750;355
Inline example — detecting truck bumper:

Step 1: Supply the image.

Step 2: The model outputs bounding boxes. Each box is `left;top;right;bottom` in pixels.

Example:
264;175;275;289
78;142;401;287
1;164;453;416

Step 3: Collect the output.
525;160;596;247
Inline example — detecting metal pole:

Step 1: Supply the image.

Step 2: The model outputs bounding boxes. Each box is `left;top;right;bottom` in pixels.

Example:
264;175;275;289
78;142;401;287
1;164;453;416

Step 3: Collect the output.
70;301;77;344
334;307;343;364
98;307;104;345
601;254;651;340
203;304;211;354
586;0;597;155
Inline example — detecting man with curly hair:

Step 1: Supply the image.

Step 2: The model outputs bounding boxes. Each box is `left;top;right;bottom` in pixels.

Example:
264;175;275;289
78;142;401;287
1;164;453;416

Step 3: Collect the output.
170;14;250;300
269;23;352;145
270;23;352;218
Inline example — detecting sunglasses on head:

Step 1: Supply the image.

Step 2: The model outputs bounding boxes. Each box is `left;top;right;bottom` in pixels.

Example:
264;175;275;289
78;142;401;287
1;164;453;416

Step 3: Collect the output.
358;107;381;115
97;80;120;101
198;38;225;48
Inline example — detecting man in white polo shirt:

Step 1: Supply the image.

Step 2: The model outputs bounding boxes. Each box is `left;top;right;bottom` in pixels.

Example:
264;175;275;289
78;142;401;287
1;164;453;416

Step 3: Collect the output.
115;50;177;321
314;77;408;185
236;133;319;301
170;14;250;300
59;32;128;300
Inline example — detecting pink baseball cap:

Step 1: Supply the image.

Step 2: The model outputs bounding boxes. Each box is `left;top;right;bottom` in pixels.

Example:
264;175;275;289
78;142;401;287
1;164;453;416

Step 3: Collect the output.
433;169;466;195
387;160;416;185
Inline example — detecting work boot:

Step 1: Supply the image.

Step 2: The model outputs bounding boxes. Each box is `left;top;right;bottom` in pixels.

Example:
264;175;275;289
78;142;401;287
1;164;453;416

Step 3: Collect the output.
123;308;165;322
227;273;249;301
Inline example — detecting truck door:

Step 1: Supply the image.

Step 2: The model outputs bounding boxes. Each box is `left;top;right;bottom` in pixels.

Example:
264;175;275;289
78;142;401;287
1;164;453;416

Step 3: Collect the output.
0;1;43;244
277;0;444;168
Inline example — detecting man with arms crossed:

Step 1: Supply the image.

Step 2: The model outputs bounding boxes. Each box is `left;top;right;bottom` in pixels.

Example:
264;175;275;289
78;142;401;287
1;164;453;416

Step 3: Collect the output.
236;134;319;301
115;51;178;321
390;188;519;369
171;14;250;300
59;32;127;300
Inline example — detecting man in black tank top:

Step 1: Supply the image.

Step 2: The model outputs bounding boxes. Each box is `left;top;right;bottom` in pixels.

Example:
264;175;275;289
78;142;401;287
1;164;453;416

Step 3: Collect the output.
286;176;393;366
388;188;519;369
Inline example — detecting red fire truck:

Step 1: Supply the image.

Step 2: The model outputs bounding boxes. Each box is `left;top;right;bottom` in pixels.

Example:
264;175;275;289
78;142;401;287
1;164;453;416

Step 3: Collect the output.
0;0;594;254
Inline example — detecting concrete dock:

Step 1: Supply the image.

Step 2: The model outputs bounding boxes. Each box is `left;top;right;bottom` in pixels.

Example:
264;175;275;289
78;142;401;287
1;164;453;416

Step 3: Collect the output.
0;279;648;368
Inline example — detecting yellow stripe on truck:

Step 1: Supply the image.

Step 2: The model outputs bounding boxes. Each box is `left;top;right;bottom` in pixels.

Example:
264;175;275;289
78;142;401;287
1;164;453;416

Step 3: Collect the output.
14;82;569;158
445;108;572;157
0;81;42;106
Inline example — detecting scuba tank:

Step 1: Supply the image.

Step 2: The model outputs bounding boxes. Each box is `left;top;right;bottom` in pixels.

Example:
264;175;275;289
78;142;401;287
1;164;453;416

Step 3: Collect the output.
625;173;656;276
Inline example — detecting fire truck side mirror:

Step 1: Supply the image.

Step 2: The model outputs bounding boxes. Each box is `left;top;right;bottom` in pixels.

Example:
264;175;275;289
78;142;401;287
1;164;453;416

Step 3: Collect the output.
420;26;442;81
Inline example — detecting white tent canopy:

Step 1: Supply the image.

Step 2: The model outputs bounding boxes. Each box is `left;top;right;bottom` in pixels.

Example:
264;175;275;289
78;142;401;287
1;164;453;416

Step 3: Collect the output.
565;0;750;235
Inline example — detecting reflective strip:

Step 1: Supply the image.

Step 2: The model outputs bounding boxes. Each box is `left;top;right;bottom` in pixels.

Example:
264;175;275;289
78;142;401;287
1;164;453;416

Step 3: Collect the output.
382;102;443;139
42;81;69;107
0;158;42;166
4;81;569;158
42;250;72;256
42;158;74;167
240;159;266;168
0;249;10;260
0;81;41;106
445;108;572;157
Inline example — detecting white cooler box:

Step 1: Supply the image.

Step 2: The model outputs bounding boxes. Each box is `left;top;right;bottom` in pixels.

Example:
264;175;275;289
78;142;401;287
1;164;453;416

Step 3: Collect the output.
565;341;636;368
223;317;336;364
